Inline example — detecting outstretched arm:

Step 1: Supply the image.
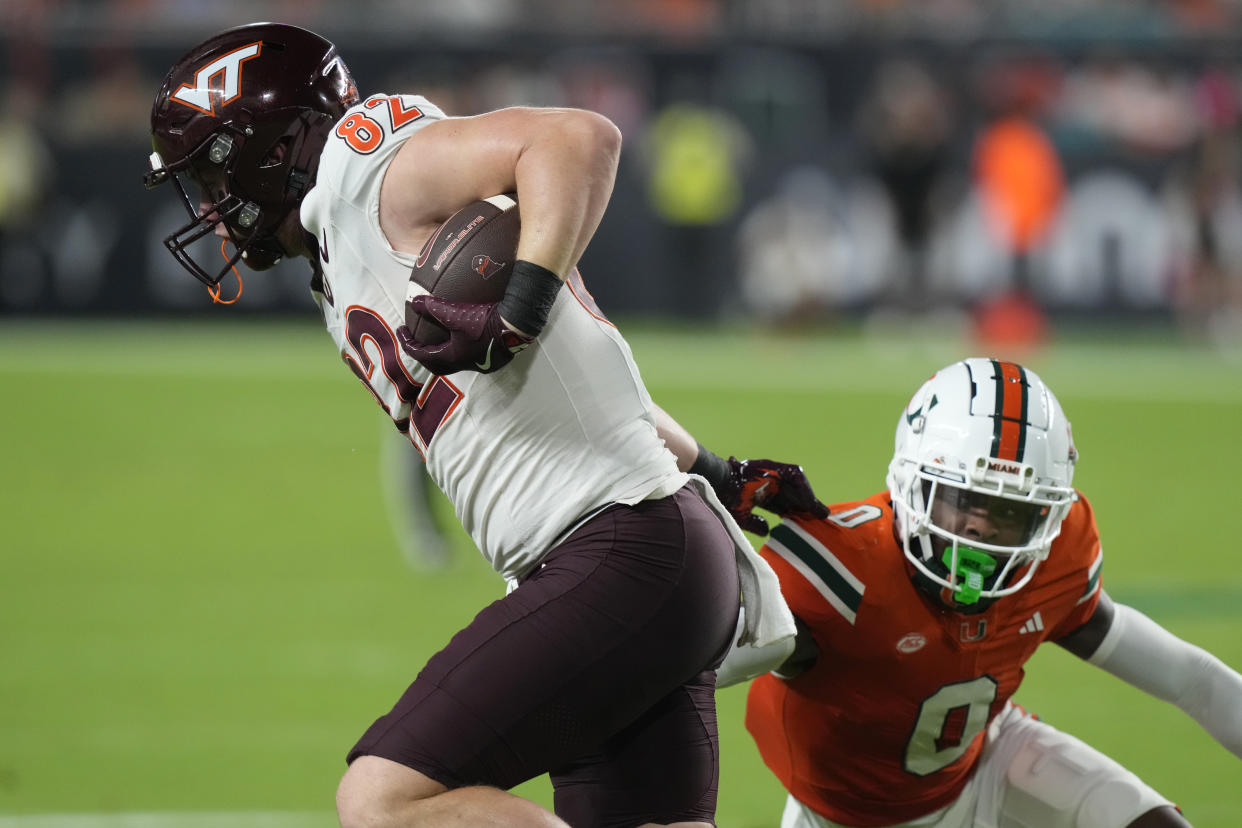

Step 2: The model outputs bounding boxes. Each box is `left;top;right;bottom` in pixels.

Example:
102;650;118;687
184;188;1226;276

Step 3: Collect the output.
652;404;830;535
1057;590;1242;758
652;404;699;472
716;611;819;688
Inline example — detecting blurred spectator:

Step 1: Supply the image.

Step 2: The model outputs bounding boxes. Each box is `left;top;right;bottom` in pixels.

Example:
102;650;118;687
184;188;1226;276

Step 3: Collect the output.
641;89;752;316
968;55;1066;348
58;42;155;147
974;116;1064;262
857;58;955;308
1163;67;1242;343
0;0;54;243
1053;50;1198;157
0;80;51;233
0;77;53;310
6;1;1242;329
379;424;453;572
644;99;749;225
1;0;1239;41
735;166;894;325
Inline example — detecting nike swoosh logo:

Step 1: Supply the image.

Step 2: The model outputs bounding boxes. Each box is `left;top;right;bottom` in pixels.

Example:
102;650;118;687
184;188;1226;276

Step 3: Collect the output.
320;231;330;263
475;341;495;372
415;223;448;269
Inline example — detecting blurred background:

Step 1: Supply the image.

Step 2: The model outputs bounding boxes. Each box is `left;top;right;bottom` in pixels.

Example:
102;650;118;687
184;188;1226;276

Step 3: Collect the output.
4;0;1242;343
3;2;1242;827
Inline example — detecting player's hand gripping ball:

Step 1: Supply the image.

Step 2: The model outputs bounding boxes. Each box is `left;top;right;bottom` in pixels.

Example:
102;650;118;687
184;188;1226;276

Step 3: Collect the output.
398;193;532;375
397;300;533;375
403;193;520;345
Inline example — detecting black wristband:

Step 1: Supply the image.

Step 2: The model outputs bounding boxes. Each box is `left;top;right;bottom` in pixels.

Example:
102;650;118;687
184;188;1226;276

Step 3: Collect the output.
689;442;731;497
498;260;563;337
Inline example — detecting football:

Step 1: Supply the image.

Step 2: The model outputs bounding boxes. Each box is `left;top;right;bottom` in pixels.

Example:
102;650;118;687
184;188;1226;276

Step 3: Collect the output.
405;193;521;344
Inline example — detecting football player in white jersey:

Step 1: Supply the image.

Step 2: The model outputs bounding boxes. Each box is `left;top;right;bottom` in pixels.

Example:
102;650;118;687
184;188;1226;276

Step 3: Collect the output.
145;22;828;828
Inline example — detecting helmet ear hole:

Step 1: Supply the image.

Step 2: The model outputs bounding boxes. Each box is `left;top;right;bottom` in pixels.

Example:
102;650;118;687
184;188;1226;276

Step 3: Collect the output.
260;136;292;168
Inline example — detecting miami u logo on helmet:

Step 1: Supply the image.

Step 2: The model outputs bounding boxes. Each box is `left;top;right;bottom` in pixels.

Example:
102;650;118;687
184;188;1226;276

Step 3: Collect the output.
171;41;262;116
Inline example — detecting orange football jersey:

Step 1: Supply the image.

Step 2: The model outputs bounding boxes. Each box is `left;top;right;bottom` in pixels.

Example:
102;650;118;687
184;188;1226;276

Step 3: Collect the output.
746;491;1103;827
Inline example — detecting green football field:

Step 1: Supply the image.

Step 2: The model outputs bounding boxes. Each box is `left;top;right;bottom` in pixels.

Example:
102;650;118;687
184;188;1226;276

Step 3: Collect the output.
2;318;1239;828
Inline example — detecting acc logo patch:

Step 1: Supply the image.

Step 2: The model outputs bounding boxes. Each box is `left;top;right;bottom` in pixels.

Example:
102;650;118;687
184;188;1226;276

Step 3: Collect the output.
472;254;506;279
172;41;263;116
896;633;926;654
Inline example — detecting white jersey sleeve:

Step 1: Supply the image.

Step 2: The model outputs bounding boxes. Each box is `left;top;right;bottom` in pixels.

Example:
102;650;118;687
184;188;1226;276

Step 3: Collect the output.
299;94;687;581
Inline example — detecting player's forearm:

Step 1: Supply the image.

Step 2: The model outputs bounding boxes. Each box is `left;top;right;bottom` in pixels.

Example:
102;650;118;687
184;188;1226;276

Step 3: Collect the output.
651;403;729;486
513;109;621;276
715;607;796;688
1089;602;1242;758
652;404;701;471
716;611;817;687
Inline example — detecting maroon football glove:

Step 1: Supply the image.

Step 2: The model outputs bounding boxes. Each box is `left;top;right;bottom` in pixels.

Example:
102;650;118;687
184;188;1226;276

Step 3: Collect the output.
691;444;829;536
398;295;534;375
724;457;830;535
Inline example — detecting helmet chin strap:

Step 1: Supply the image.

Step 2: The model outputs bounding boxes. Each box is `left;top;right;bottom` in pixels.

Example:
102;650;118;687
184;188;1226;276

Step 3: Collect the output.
942;545;998;605
208;240;245;304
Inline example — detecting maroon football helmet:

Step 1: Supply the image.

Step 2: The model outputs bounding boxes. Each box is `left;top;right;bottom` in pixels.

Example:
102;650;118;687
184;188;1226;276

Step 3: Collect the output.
144;22;359;285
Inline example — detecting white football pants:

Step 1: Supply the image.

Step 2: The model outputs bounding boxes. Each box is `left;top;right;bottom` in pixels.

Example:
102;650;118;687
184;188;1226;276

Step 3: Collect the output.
781;702;1173;828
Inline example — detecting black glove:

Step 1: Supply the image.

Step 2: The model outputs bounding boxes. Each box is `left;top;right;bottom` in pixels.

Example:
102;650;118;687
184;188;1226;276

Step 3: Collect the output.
398;296;533;375
691;445;830;536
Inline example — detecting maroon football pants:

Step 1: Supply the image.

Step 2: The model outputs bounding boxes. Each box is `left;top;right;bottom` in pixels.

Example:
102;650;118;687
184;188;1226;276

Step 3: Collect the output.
347;484;741;827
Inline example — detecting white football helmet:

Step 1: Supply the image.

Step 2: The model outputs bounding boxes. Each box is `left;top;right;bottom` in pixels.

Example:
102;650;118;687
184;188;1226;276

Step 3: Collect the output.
886;358;1078;606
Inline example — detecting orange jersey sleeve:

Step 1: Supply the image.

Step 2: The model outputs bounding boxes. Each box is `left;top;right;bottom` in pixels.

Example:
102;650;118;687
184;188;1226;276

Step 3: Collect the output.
746;491;1104;826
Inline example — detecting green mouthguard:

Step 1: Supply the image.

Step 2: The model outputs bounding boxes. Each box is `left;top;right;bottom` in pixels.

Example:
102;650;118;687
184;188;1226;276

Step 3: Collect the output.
943;546;998;605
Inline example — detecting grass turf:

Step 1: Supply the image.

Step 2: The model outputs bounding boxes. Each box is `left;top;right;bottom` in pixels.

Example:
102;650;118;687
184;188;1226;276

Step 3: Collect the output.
1;318;1239;826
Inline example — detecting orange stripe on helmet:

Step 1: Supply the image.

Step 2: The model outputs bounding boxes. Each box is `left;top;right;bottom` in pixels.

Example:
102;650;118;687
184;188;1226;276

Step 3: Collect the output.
991;360;1028;461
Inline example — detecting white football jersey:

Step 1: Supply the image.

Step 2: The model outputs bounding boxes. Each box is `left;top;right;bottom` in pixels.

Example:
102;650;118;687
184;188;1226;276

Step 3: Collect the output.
299;94;686;581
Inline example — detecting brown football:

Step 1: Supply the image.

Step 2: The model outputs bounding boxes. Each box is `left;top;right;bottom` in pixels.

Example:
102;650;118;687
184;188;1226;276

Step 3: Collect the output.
405;193;520;344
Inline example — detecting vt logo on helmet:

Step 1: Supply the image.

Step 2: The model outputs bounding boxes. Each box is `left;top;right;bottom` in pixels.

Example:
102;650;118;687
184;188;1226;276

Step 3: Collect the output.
170;42;263;116
144;22;360;287
886;358;1079;609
